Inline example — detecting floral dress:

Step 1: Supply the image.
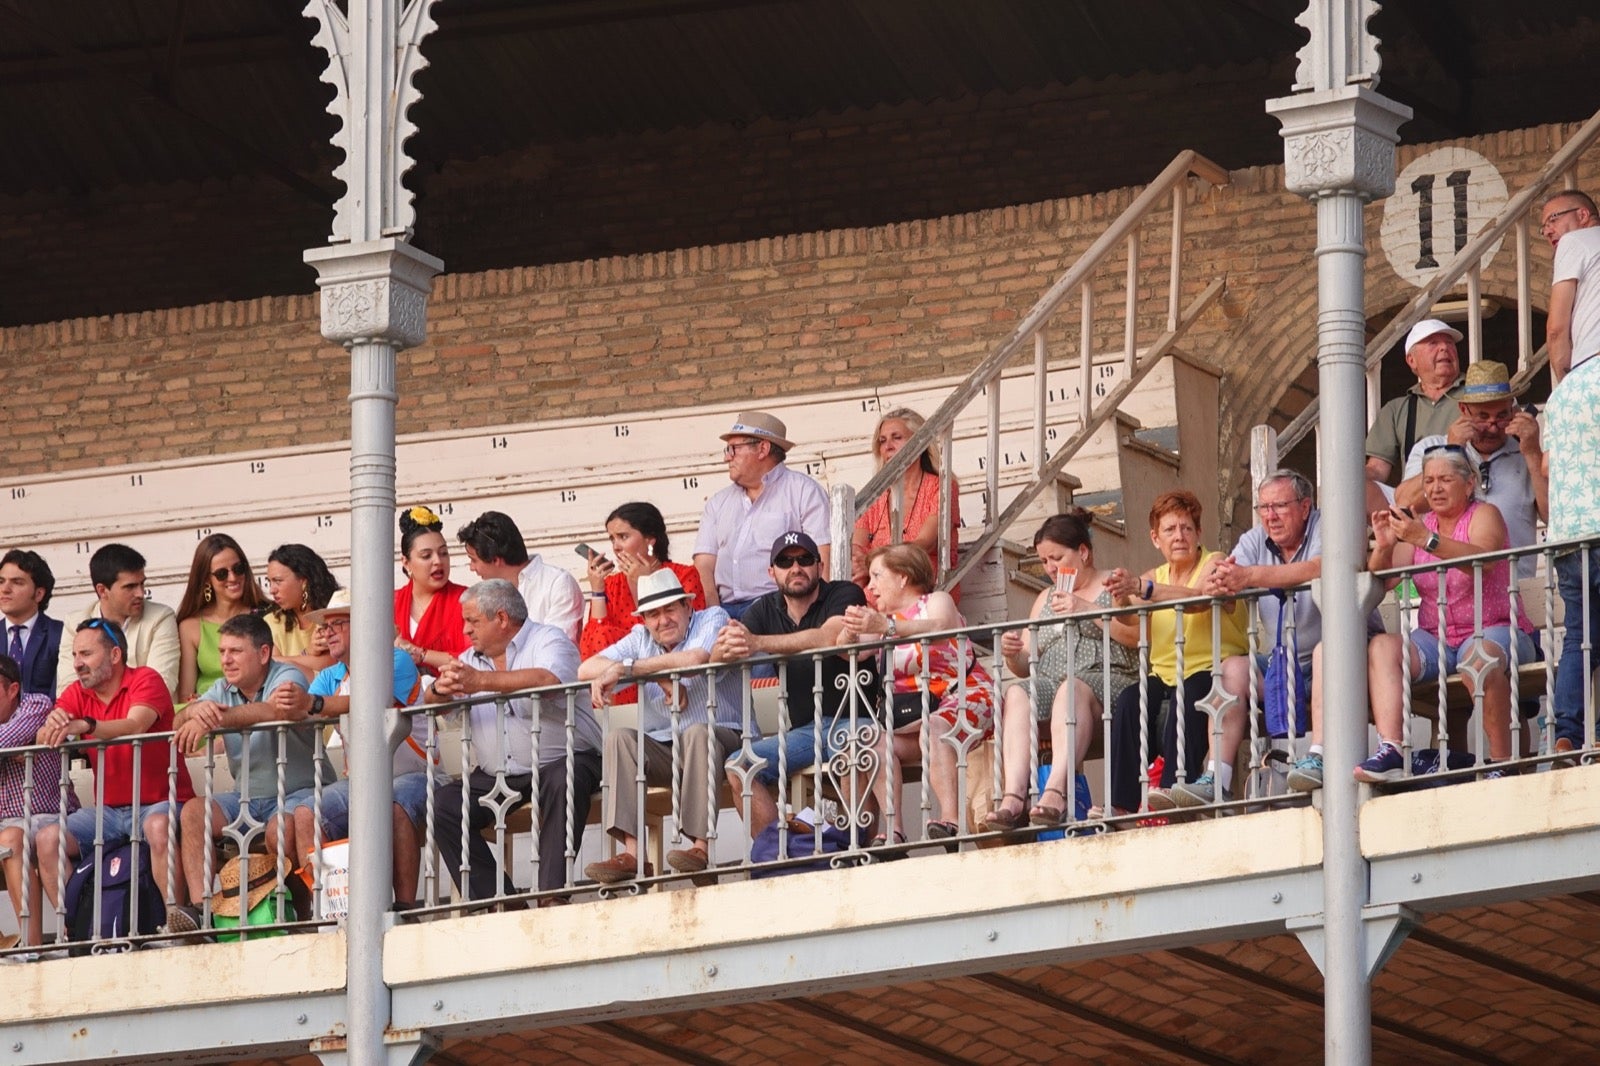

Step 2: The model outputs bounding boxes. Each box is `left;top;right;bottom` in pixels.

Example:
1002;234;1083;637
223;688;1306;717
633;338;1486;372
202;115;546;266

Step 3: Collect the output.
887;595;995;734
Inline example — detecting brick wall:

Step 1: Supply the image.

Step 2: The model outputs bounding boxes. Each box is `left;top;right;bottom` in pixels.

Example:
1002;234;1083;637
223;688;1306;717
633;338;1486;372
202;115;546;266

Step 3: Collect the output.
2;120;1594;532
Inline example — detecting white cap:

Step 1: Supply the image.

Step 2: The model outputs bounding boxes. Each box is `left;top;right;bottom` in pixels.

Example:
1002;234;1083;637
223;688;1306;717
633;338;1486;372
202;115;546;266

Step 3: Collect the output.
1404;317;1463;353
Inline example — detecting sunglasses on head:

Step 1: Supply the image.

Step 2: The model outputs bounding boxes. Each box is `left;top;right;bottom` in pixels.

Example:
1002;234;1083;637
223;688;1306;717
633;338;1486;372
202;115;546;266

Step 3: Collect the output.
773;553;818;569
211;562;248;582
76;617;126;652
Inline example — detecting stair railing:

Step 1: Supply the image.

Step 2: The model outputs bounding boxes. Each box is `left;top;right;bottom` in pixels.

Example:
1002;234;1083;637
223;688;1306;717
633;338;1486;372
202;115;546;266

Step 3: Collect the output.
847;150;1230;589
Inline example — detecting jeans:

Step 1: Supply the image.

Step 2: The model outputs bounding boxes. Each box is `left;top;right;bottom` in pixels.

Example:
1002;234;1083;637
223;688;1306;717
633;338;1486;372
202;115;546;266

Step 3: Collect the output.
736;720;833;785
1555;548;1600;746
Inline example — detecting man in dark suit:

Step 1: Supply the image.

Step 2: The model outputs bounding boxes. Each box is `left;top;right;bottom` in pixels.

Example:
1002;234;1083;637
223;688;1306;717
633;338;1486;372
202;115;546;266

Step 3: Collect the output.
0;549;62;697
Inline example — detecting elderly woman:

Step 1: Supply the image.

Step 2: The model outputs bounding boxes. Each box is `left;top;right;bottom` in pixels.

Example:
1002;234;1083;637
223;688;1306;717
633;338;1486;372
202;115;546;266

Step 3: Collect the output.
176;533;265;702
1104;491;1249;815
262;543;339;679
393;506;469;676
842;543;994;844
1358;445;1536;781
851;408;960;596
984;512;1141;829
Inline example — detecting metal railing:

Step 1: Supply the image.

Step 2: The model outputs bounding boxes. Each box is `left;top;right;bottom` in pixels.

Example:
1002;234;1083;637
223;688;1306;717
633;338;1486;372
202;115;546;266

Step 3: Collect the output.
5;542;1595;954
847;151;1230;588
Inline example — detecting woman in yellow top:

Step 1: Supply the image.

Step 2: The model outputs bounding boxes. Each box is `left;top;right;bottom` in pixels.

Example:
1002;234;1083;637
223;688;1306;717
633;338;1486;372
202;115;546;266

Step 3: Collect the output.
262;543;339;680
1105;491;1248;815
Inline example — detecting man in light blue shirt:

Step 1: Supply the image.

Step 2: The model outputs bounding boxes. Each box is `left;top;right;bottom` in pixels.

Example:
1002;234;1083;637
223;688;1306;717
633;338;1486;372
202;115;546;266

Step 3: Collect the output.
578;570;740;884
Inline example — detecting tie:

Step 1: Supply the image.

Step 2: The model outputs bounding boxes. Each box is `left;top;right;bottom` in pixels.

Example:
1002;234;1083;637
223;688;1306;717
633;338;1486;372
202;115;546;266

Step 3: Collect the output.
7;625;21;662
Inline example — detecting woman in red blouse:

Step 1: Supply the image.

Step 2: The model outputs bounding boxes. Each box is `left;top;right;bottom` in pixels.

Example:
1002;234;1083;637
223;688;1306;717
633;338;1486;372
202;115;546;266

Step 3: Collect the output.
579;502;707;703
393;505;469;676
851;407;961;601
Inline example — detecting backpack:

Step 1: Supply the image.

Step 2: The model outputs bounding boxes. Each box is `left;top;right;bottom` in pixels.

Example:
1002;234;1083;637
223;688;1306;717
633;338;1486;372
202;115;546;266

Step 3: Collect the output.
750;821;856;879
63;840;167;951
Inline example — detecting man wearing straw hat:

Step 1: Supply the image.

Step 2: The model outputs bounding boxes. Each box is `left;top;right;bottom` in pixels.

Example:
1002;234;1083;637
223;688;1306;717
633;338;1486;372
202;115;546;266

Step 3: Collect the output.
694;411;831;621
1396;359;1546;578
1364;317;1465;486
578;569;741;884
165;613;335;933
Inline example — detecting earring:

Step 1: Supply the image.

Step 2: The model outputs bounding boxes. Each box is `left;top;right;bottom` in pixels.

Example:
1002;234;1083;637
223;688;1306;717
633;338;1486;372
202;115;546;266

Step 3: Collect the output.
647;543;655;558
300;588;310;612
203;584;213;605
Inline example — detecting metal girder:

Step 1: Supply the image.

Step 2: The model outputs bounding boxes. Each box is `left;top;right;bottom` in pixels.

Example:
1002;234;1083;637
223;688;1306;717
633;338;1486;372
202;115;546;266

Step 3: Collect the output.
388;867;1324;1039
779;1000;978;1066
0;991;346;1066
1369;822;1600;912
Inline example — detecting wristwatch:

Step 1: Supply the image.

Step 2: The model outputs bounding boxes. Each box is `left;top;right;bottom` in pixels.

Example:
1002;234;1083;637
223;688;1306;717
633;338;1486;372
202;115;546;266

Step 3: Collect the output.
310;695;325;715
1424;532;1440;553
77;717;96;736
622;658;635;680
885;618;899;638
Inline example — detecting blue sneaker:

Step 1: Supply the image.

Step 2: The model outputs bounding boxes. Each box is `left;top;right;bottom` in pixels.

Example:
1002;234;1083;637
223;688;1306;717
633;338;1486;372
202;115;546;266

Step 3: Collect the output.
1171;771;1229;808
1353;744;1404;783
1287;753;1324;792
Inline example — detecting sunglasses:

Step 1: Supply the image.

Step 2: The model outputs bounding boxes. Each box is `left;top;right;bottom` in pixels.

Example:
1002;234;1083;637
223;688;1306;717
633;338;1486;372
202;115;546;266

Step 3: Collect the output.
773;553;818;569
76;617;126;652
211;562;249;582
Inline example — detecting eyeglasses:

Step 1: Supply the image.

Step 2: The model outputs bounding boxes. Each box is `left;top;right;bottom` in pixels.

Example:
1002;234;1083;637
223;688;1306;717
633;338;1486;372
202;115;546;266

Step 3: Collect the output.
315;616;351;633
722;440;762;459
1541;206;1584;231
1464;408;1515;425
211;562;248;582
773;553;818;569
76;617;126;652
1254;499;1305;516
1479;458;1495;494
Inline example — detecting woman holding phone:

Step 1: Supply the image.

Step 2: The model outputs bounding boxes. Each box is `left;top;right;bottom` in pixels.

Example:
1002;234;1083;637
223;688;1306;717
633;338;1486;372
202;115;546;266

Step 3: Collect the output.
579;502;707;701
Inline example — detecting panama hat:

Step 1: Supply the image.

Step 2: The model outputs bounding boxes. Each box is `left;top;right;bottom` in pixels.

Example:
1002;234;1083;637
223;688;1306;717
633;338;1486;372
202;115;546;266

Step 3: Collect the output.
719;411;795;452
635;569;693;612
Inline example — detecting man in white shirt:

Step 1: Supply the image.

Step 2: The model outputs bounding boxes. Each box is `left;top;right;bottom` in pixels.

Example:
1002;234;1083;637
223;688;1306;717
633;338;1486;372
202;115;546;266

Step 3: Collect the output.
426;579;601;902
55;544;181;698
693;411;831;620
457;510;584;642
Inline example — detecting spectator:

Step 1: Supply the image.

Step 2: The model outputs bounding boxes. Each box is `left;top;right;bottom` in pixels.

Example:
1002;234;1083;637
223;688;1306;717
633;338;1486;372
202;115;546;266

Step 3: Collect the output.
1542;189;1600;755
1364;318;1465;485
35;619;195;913
261;544;339;679
0;549;62;698
426;580;602;903
850;407;960;597
273;589;433;907
1396;361;1546;578
985;513;1139;829
579;501;707;704
841;544;995;845
167;613;333;932
0;653;79;949
176;534;264;703
1105;491;1249;814
55;544;179;699
456;510;584;643
712;532;872;836
394;506;469;676
694;412;830;619
579;570;739;884
1359;447;1535;781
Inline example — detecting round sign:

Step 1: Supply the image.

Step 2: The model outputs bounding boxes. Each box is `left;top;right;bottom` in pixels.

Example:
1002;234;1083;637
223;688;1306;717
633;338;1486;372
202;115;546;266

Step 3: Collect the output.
1379;147;1508;288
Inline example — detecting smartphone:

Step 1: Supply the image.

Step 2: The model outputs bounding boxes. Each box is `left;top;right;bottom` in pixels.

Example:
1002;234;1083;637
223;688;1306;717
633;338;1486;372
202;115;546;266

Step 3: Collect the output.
1522;401;1540;417
575;543;598;561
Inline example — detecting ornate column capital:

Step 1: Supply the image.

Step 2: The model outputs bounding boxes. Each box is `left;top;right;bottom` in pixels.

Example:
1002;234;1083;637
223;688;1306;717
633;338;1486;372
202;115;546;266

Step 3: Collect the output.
1266;85;1412;201
303;238;443;349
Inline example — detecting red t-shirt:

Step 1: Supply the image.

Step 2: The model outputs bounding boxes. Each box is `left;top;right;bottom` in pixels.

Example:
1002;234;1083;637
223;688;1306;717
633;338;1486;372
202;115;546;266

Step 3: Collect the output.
57;665;195;808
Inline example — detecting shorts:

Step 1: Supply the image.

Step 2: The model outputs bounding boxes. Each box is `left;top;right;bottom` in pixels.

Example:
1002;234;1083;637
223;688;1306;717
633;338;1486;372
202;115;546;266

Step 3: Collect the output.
736;721;833;785
206;787;318;831
1410;626;1537;686
0;811;65;846
63;802;176;848
314;772;440;837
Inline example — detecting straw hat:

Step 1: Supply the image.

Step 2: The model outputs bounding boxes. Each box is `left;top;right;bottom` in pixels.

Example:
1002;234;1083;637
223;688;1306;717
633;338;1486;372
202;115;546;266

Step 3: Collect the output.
211;853;289;918
1459;360;1524;401
302;587;353;627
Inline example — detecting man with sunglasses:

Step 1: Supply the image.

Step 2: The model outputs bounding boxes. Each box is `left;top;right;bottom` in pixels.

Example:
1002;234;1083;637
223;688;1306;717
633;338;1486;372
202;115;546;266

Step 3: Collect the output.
693;411;831;621
1396;360;1546;578
34;618;195;915
1542;189;1600;755
712;532;875;836
54;544;180;699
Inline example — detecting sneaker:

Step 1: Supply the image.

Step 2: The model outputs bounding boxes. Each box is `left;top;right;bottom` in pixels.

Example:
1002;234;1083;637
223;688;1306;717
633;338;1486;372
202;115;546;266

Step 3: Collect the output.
1171;772;1229;808
1353;744;1405;784
1287;754;1324;792
165;904;204;936
1145;787;1178;812
583;852;651;885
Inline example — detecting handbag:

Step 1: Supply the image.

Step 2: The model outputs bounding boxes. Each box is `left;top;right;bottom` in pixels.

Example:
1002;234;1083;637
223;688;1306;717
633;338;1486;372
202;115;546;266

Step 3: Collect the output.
1263;591;1310;739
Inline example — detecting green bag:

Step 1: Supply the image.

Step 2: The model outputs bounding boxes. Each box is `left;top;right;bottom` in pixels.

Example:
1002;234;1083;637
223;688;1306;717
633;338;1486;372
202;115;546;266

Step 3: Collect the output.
212;889;293;943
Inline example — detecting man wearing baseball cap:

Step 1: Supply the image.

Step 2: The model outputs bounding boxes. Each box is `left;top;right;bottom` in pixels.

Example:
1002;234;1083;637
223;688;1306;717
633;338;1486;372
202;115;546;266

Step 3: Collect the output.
693;411;832;621
1364;317;1465;485
713;531;876;836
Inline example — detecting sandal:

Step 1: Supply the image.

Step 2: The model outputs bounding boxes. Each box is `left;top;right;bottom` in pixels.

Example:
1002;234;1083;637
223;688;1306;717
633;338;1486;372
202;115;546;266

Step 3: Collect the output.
982;793;1029;831
1028;786;1067;827
925;819;960;840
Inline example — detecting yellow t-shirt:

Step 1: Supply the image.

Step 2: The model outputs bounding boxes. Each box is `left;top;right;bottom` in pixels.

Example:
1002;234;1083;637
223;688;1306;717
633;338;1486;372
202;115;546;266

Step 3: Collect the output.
1145;547;1248;685
265;611;313;657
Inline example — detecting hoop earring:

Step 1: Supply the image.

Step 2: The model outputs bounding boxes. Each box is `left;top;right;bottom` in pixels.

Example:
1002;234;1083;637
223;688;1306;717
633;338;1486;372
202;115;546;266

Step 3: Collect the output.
203;584;213;605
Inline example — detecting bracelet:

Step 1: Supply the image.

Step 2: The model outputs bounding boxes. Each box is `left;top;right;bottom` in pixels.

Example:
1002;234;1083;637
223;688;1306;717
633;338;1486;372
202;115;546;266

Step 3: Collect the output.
1142;579;1155;601
587;592;607;600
